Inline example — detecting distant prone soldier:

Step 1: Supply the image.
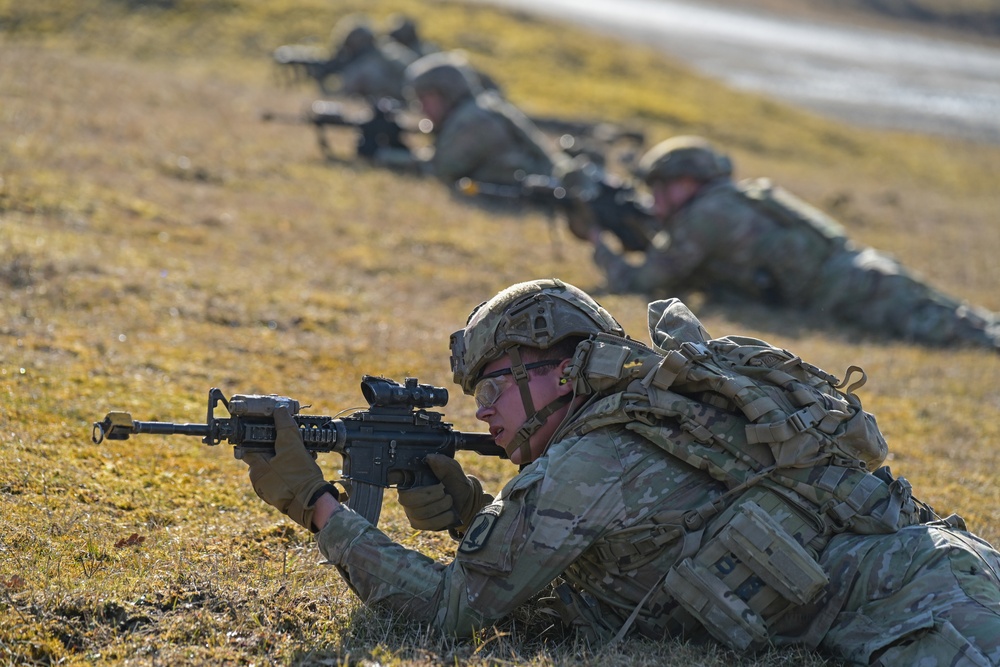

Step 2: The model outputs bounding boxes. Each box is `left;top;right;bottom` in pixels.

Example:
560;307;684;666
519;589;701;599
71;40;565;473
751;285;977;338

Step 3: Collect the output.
272;14;416;99
373;51;565;186
323;14;418;102
591;135;1000;350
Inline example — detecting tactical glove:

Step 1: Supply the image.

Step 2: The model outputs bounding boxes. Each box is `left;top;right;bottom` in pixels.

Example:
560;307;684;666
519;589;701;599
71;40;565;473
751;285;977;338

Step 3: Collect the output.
396;453;492;534
242;405;337;532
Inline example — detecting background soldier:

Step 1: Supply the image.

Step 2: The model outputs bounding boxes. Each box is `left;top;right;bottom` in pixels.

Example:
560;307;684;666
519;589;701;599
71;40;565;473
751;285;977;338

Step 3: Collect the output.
372;51;564;185
590;135;1000;350
243;278;1000;664
324;15;417;101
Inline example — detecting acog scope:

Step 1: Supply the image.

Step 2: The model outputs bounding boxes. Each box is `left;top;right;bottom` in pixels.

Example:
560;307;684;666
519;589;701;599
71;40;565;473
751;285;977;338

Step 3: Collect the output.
360;375;448;409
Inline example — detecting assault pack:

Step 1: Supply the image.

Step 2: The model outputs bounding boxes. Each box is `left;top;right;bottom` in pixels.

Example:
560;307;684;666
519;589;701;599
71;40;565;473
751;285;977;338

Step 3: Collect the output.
555;298;934;651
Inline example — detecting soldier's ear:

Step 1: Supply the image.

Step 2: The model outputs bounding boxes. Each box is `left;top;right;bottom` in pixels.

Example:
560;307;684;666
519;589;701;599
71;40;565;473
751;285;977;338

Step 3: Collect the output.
556;359;574;395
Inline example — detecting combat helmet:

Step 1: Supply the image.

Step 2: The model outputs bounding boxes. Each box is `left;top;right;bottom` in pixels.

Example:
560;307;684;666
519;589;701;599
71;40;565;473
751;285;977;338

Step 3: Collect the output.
387;14;420;51
450;279;624;460
404;51;482;110
330;15;376;59
451;279;624;393
637;135;733;183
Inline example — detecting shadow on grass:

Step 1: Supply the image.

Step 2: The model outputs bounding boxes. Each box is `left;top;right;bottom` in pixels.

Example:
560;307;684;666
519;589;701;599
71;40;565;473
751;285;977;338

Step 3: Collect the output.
287;599;843;667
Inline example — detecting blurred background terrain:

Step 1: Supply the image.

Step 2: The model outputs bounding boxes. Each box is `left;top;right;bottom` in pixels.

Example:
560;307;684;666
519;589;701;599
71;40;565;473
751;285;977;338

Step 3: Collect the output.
478;0;1000;141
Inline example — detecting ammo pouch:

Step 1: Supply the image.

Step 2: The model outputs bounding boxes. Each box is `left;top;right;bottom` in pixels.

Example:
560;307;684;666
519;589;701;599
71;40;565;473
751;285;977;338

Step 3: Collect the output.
662;490;829;652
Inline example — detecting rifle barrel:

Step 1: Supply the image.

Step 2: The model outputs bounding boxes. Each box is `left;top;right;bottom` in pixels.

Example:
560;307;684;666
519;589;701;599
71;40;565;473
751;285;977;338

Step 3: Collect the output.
133;421;212;437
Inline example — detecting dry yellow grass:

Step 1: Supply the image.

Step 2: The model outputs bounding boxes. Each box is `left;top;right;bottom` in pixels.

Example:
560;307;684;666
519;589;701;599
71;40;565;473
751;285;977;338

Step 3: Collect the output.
1;0;999;665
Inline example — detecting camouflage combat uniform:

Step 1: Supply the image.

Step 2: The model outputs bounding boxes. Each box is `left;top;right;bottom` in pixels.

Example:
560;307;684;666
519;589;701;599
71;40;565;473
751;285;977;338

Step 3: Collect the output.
316;286;1000;663
317;399;1000;664
594;177;1000;350
428;91;558;186
318;423;725;638
309;282;1000;664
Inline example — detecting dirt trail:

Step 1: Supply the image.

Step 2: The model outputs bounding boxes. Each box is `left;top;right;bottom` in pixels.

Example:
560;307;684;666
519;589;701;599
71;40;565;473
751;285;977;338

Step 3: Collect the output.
474;0;1000;143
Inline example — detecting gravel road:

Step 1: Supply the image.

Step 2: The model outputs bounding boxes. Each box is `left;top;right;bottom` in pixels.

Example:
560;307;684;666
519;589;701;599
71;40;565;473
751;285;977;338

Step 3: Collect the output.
474;0;1000;143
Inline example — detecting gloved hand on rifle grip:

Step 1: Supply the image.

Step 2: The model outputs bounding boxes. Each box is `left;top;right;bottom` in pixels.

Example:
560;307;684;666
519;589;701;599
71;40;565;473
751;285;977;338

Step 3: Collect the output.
396;453;493;534
242;404;338;532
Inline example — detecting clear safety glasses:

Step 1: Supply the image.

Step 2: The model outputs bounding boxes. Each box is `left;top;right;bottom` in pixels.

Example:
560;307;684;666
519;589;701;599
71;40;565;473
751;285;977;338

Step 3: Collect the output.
473;360;561;409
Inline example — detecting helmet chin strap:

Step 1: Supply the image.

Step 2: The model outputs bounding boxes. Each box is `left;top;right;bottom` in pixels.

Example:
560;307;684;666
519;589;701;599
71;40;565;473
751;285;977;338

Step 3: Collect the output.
503;346;573;462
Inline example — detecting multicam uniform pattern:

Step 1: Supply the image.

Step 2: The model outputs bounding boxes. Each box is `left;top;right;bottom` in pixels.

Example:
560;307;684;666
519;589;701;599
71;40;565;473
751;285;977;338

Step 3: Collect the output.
317;401;1000;664
594;178;1000;350
319;421;726;637
428;91;558;186
819;524;1000;665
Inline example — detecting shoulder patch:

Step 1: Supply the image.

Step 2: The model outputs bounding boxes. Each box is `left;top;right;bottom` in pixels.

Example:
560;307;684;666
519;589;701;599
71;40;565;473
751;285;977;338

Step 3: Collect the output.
458;503;502;554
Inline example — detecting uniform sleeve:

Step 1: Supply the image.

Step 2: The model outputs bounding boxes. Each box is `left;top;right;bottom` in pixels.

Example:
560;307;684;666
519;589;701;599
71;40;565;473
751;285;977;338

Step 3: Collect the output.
315;430;630;636
595;215;715;294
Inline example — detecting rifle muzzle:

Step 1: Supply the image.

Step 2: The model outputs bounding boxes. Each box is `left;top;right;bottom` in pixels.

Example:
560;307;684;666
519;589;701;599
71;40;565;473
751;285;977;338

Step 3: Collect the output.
92;411;135;444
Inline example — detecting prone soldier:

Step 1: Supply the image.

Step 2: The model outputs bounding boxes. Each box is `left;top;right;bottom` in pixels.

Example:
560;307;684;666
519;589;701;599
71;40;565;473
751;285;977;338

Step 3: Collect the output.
244;278;1000;664
590;135;1000;350
272;14;417;100
371;51;566;186
324;15;418;102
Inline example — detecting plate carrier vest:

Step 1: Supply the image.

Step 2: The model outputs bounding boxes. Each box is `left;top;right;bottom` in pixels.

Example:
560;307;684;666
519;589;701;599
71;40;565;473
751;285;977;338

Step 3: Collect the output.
553;298;931;651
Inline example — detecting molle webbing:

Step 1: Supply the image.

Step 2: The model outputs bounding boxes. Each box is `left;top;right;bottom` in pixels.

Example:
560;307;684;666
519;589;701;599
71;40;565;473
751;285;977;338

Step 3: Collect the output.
567;333;887;472
658;340;860;461
589;524;684;575
563;333;663;396
771;464;919;535
559;326;919;651
565;333;900;533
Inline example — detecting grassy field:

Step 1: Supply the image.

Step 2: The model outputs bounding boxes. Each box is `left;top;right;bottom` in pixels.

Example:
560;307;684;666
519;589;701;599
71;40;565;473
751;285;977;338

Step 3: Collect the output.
1;0;999;664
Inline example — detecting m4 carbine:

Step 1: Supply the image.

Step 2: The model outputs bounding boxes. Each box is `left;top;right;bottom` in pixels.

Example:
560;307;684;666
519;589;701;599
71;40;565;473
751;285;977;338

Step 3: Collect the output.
457;174;657;253
92;376;505;527
261;98;420;162
273;42;415;97
271;44;349;95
